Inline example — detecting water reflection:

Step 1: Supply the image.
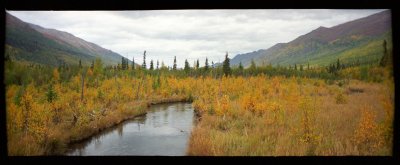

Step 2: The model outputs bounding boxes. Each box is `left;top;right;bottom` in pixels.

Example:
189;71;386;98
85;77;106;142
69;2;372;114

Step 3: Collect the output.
163;110;169;125
162;104;168;111
117;124;123;137
94;136;101;150
66;102;194;156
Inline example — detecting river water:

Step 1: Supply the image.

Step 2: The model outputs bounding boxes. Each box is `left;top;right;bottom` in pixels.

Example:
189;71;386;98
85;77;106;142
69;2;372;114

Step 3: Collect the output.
66;102;195;156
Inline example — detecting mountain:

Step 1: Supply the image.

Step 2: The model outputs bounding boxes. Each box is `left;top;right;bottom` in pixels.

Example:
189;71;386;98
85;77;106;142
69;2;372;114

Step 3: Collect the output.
5;12;129;66
230;10;392;68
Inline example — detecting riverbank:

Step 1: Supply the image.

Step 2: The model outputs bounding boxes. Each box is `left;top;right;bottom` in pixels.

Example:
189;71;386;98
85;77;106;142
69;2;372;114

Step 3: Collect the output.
61;95;190;155
67;102;195;156
6;74;393;156
8;94;189;156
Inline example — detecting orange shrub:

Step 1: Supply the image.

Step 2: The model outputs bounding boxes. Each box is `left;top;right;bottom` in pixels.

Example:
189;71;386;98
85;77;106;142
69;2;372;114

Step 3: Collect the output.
353;106;384;155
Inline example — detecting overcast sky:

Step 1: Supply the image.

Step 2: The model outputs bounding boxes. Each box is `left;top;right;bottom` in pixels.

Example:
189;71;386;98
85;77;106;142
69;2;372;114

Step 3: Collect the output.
8;9;386;68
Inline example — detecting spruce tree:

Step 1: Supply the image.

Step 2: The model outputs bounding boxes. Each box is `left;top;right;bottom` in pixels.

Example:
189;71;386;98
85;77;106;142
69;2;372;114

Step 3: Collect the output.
239;61;244;71
184;59;190;73
156;60;159;69
46;84;57;103
239;61;244;75
250;59;256;71
79;59;82;68
173;56;177;70
150;60;154;70
222;52;231;76
196;59;200;69
380;40;389;67
142;50;147;69
121;57;125;70
336;59;340;70
205;57;209;71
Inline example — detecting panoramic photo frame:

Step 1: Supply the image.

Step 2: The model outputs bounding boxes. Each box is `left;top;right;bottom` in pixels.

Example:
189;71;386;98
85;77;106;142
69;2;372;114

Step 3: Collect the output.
2;0;399;164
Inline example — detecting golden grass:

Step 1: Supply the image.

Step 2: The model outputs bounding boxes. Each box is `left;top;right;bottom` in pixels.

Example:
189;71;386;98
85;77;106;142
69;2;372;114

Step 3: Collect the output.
188;77;394;156
6;73;394;156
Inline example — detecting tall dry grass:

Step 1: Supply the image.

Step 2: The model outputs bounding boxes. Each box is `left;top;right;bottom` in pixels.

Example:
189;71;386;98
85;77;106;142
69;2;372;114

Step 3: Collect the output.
188;76;394;156
6;72;394;156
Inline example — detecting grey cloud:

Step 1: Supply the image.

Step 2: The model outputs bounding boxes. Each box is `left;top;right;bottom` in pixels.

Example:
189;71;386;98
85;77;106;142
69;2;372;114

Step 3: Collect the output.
7;9;387;68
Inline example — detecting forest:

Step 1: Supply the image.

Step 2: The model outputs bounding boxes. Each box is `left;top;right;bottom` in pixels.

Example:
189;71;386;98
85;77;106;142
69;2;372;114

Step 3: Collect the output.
5;40;394;155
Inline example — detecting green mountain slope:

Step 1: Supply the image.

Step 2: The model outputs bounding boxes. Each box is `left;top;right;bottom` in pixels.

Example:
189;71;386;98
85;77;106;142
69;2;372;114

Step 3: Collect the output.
5;12;129;66
230;10;392;68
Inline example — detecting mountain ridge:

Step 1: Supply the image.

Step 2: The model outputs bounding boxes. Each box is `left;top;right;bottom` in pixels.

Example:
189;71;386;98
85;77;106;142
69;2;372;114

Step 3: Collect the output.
5;12;130;66
230;10;392;68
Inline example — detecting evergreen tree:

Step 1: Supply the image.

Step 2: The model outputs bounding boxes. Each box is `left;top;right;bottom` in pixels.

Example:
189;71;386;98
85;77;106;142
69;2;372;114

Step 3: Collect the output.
150;60;154;70
239;61;244;70
328;64;331;73
142;50;147;69
238;61;244;74
79;59;82;68
380;40;389;67
121;57;125;70
250;59;256;71
173;56;177;70
294;64;297;70
222;52;231;76
156;60;159;69
184;59;190;73
196;59;200;69
328;63;337;73
205;57;209;71
336;58;340;70
212;61;214;68
46;84;57;103
125;57;127;70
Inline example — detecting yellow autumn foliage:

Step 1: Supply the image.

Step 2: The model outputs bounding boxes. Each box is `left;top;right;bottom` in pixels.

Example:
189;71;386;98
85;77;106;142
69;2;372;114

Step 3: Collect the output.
5;71;393;156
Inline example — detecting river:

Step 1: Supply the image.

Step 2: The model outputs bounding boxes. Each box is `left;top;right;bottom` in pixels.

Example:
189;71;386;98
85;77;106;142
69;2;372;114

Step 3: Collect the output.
66;102;195;156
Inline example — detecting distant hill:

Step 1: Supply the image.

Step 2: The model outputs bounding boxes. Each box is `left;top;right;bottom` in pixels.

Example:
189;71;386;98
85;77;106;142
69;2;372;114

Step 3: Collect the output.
5;12;130;66
230;10;392;68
